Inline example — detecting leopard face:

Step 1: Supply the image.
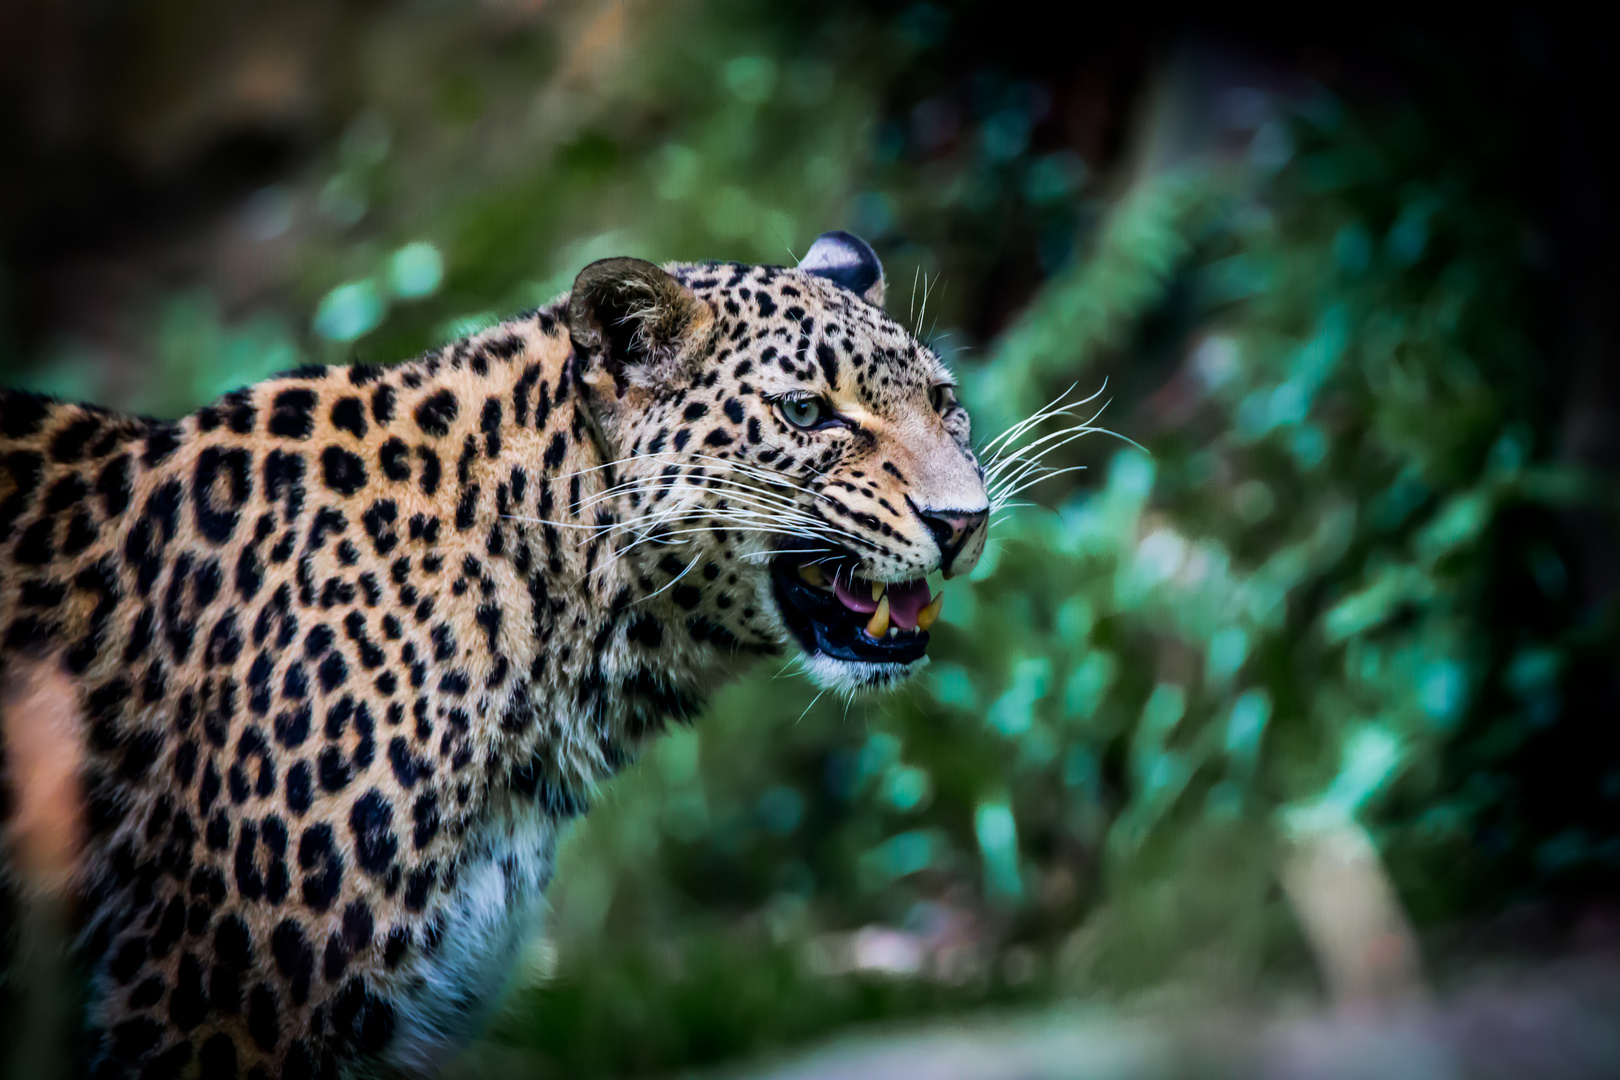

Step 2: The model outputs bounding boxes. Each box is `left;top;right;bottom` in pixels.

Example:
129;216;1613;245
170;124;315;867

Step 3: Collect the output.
569;232;990;694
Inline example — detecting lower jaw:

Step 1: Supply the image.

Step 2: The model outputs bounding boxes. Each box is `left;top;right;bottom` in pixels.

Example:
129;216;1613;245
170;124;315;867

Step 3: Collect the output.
796;613;929;664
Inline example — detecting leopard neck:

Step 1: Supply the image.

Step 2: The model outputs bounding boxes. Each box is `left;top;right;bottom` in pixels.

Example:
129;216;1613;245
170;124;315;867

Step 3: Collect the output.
401;307;747;809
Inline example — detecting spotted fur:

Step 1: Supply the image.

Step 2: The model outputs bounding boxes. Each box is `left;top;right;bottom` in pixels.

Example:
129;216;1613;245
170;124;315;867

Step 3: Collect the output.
0;234;989;1078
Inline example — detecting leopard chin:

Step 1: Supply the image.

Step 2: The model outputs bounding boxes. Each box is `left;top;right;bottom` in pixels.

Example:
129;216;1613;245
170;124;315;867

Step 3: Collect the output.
798;650;930;695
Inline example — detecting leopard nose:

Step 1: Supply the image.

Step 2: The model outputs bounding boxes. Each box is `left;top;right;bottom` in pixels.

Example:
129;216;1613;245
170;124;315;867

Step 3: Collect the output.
917;506;989;578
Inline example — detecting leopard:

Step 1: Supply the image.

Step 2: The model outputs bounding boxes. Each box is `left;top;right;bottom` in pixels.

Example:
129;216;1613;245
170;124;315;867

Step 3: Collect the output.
0;230;990;1078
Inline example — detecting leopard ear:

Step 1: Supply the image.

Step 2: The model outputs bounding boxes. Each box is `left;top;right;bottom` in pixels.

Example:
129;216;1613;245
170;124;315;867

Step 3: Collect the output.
568;258;713;389
800;230;885;307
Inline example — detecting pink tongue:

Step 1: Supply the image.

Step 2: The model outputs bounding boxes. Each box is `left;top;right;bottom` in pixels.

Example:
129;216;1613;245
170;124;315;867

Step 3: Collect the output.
831;574;933;630
885;579;933;629
831;573;878;614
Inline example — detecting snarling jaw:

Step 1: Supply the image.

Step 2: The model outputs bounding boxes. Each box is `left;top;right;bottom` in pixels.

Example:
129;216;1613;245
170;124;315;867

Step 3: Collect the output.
769;546;941;689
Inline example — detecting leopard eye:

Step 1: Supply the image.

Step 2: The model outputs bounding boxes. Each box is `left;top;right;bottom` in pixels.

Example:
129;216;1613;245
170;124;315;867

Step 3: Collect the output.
929;384;956;414
779;397;826;429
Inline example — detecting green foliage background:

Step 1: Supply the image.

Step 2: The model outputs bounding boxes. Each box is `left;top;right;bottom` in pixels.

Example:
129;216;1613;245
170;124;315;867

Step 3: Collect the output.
4;2;1616;1076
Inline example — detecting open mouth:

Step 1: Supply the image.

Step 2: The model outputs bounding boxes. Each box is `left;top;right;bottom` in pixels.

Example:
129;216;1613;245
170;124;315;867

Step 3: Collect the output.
769;546;942;665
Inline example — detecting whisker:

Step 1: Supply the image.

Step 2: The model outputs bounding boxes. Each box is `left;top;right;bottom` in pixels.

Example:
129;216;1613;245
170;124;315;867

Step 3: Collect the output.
519;462;858;548
976;382;1083;459
988;420;1147;497
739;546;842;563
981;409;1097;477
985;420;1114;490
977;380;1110;462
991;465;1089;509
795;689;827;725
635;551;704;604
981;399;1114;481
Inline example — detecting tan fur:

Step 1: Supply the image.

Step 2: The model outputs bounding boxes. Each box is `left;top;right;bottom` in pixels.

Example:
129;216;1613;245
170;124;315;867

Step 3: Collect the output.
0;252;988;1077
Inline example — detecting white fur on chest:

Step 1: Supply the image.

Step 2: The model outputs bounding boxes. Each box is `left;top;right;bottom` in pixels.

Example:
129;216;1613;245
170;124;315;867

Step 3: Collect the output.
379;803;558;1076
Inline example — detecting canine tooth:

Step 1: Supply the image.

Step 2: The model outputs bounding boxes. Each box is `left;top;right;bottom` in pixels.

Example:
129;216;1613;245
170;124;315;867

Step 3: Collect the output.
865;595;890;638
916;593;944;631
871;580;883;601
798;563;827;588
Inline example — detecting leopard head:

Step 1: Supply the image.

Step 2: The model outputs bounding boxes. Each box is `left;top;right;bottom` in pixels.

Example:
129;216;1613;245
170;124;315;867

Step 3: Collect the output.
568;232;988;693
